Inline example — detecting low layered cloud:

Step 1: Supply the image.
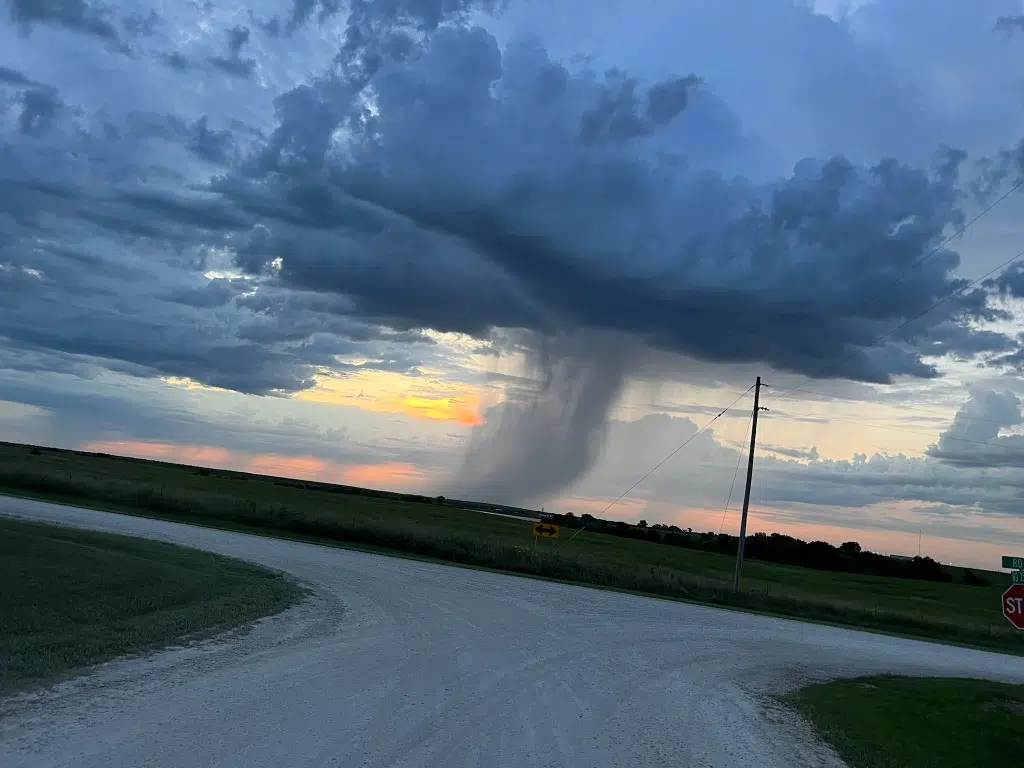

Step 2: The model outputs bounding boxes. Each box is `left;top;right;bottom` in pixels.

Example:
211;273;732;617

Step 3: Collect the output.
561;388;1024;523
0;368;453;470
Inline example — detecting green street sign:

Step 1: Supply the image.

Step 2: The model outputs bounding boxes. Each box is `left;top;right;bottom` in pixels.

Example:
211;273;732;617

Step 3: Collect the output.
1002;556;1024;570
1014;571;1024;585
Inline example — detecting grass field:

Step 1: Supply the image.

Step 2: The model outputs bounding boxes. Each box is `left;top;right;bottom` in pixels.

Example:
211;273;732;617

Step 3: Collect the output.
0;515;302;695
786;676;1024;768
1;441;1021;654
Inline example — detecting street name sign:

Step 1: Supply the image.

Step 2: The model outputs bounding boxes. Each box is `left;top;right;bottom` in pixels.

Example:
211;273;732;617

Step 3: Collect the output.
1002;556;1024;570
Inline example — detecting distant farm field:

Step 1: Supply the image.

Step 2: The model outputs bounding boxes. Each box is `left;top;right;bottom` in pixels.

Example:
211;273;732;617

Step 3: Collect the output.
0;515;302;695
0;441;1020;654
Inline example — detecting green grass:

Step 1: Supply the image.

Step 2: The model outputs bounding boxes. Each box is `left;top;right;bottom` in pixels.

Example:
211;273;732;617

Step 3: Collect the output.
0;515;303;695
1;441;1021;654
786;676;1024;768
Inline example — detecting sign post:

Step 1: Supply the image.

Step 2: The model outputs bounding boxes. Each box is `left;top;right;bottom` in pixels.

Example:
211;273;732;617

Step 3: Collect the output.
1002;584;1024;630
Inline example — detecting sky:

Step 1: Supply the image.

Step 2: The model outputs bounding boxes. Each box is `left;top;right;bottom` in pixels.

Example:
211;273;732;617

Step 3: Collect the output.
3;0;1024;569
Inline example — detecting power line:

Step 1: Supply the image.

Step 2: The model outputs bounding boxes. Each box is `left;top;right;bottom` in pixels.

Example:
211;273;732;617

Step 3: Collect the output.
718;409;752;535
763;243;1024;410
756;175;1024;410
558;183;1024;545
862;175;1024;308
556;385;754;551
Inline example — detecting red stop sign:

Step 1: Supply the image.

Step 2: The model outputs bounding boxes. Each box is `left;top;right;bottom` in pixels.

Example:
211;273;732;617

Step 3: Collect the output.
1003;584;1024;629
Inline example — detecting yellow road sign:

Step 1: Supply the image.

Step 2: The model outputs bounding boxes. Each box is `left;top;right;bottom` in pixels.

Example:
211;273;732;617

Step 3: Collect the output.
532;522;560;538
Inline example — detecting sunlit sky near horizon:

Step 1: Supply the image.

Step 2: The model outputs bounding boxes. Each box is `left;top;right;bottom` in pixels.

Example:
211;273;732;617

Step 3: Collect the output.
3;0;1024;569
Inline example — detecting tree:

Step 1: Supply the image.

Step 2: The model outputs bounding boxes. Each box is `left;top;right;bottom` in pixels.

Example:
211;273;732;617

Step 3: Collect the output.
840;541;862;555
638;519;648;528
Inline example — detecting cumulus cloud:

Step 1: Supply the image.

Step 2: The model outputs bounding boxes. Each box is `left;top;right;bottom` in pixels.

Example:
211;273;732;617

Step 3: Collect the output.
926;388;1024;467
5;0;1024;504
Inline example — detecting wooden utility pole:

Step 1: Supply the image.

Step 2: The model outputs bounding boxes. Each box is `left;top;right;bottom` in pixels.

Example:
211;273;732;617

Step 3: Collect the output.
733;376;766;592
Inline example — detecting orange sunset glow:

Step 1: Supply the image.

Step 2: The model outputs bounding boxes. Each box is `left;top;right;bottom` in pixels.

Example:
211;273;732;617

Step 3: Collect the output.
340;461;426;488
296;370;488;425
80;440;429;492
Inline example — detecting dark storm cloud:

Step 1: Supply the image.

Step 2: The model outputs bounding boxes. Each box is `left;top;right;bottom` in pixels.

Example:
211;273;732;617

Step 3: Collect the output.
259;0;344;37
0;158;438;396
987;340;1024;375
209;55;256;78
0;286;318;395
0;65;41;86
160;276;246;308
232;26;1010;388
189;116;236;163
226;24;250;54
996;15;1024;35
209;27;256;79
578;71;702;143
121;10;158;39
161;51;192;71
6;0;118;40
6;0;1024;506
986;262;1024;298
17;86;61;135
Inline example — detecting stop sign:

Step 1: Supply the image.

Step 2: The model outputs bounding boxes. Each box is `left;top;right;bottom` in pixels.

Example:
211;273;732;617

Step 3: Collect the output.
1003;584;1024;629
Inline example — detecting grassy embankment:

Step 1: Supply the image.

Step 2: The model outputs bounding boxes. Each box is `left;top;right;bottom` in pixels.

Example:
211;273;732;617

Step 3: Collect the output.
787;676;1024;768
1;441;1020;654
1;515;302;695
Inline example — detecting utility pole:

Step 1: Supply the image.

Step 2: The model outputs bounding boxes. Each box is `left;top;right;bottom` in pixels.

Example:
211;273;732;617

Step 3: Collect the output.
733;376;767;592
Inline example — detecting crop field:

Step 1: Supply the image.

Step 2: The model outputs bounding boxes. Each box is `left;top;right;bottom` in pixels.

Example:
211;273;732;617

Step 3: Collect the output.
0;441;1020;654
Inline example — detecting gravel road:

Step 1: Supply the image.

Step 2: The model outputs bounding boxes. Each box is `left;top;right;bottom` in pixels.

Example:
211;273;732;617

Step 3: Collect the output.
3;497;1023;768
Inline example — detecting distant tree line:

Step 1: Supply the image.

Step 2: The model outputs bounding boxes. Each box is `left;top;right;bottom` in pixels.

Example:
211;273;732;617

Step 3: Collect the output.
544;512;988;586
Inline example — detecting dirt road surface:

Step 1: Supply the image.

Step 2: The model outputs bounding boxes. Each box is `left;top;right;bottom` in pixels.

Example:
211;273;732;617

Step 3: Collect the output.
3;497;1023;768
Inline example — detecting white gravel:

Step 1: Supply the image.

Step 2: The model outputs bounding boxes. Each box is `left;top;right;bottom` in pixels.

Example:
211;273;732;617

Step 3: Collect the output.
3;497;1023;768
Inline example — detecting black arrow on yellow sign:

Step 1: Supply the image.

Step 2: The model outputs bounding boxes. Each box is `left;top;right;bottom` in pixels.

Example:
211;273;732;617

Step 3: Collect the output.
532;522;560;538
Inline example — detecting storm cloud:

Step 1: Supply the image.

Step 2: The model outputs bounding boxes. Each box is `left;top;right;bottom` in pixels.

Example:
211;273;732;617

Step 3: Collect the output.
4;0;1024;505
